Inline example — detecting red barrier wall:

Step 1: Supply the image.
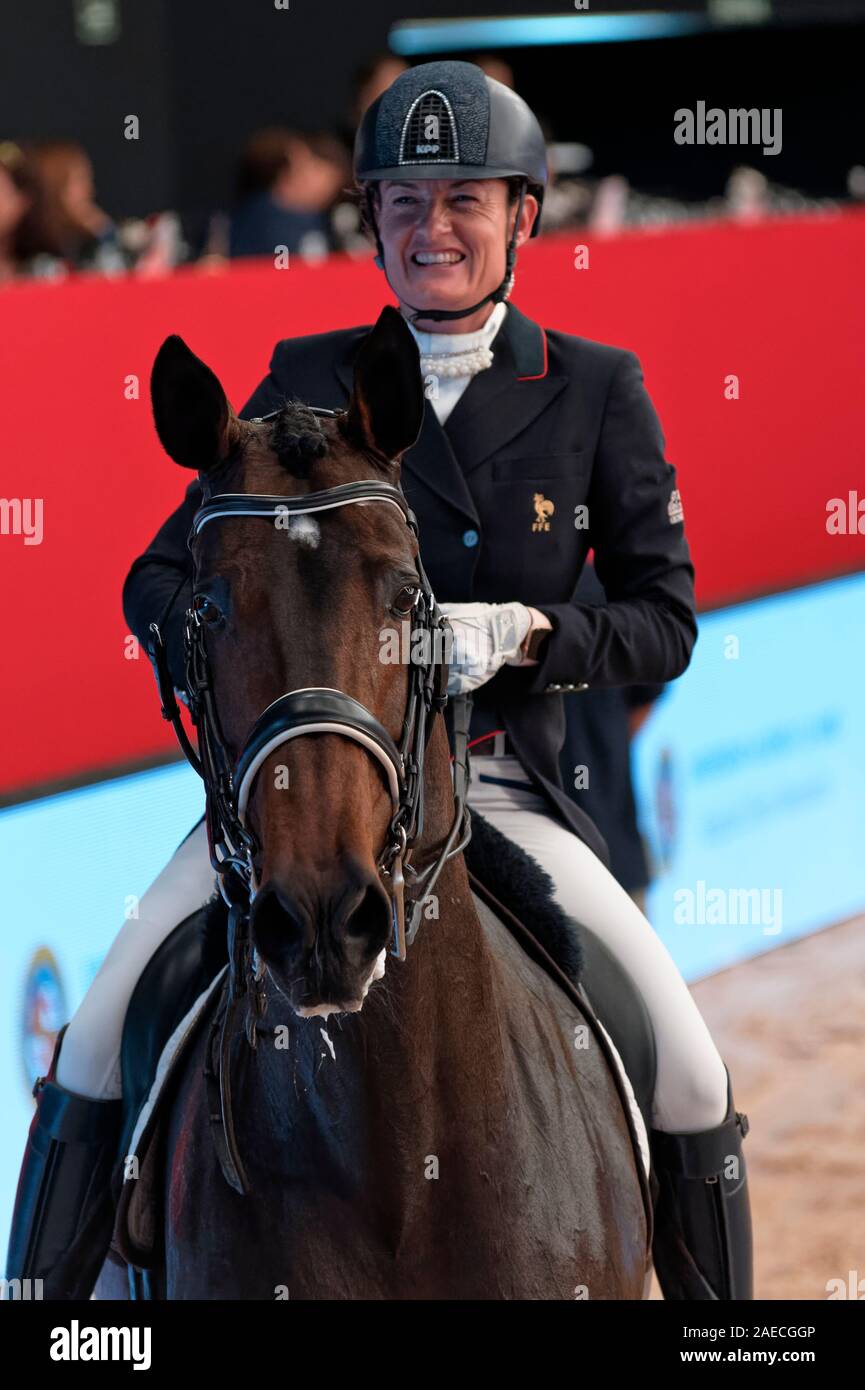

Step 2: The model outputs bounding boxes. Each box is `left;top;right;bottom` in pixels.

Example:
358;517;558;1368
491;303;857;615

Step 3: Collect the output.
1;212;863;797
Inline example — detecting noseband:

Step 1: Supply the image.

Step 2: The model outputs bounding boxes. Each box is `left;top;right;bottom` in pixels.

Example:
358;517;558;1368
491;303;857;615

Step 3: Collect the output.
148;415;471;967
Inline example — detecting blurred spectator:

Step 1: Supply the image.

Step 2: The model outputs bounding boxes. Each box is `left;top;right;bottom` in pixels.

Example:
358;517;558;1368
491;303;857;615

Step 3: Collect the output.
229;127;348;260
2;60;847;285
328;54;411;252
725;166;770;223
351;53;408;123
0;141;34;282
17;140;122;272
473;54;514;88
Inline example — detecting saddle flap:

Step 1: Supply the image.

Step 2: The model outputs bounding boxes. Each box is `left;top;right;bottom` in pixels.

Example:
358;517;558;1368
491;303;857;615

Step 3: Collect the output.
114;966;227;1269
118;895;228;1163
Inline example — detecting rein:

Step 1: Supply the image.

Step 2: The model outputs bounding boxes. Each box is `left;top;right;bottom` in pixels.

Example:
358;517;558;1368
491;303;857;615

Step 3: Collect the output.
145;409;473;1193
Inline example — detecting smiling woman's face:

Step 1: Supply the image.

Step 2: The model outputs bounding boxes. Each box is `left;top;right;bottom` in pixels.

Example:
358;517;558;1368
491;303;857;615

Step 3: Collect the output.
375;177;536;332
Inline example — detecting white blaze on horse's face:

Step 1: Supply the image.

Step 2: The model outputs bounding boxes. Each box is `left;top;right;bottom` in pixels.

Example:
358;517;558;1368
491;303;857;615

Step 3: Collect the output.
274;509;321;547
287;515;320;548
275;508;320;547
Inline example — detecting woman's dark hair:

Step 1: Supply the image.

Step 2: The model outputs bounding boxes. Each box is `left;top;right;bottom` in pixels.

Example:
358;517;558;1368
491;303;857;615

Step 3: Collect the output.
14;140;98;261
234;127;294;202
0;141;37;265
235;128;348;206
0;140;32;192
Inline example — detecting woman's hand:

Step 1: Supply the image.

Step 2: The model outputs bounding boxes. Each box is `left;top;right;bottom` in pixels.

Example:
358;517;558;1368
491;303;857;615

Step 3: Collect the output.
438;601;533;694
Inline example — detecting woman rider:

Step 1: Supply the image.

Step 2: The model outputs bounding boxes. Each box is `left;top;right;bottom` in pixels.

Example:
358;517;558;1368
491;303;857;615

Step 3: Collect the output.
6;61;752;1300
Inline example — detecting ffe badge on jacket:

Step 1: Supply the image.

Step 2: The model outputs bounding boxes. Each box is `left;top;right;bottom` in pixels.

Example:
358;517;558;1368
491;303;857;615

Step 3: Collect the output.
532;492;555;532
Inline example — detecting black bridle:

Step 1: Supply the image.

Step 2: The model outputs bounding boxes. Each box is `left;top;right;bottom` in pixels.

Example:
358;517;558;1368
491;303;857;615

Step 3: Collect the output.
147;409;471;967
145;409;474;1193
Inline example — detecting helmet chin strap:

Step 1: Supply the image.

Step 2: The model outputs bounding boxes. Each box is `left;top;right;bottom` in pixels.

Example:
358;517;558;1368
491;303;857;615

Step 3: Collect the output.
368;183;527;326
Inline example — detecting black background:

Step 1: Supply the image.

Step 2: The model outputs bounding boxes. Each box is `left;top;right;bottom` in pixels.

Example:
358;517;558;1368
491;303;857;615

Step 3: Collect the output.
1;0;863;221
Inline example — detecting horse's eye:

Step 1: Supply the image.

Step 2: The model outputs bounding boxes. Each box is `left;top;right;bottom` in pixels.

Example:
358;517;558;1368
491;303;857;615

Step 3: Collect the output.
193;594;222;625
392;585;419;617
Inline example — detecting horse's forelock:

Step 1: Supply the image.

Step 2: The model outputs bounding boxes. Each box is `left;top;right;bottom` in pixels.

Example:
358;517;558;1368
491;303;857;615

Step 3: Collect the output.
269;401;329;479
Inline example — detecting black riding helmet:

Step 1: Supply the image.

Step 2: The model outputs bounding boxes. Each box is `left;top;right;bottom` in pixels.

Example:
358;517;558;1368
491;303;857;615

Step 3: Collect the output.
354;60;548;323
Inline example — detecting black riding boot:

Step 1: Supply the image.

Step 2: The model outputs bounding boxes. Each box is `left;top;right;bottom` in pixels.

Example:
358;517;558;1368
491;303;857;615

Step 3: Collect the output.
650;1070;753;1299
5;1026;123;1300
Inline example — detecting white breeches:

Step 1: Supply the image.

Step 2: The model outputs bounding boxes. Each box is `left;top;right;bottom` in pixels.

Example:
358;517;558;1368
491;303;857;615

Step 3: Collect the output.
58;759;728;1132
57;819;217;1101
467;760;729;1133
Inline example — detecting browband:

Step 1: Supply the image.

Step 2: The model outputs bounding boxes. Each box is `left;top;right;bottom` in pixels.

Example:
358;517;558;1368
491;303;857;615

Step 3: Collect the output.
191;482;416;540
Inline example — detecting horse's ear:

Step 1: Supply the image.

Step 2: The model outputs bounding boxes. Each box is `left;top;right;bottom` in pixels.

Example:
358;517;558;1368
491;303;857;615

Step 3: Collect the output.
151;335;242;472
342;306;424;462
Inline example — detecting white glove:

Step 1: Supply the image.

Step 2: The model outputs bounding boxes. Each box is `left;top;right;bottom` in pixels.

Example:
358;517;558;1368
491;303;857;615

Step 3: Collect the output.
438;601;532;694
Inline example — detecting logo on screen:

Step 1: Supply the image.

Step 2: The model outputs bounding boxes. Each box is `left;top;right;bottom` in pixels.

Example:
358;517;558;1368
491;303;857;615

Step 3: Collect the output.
21;948;67;1093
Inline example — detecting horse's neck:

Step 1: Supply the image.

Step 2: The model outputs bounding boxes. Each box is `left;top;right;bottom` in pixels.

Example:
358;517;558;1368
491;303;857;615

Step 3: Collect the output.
411;713;475;919
353;721;518;1205
394;715;503;1052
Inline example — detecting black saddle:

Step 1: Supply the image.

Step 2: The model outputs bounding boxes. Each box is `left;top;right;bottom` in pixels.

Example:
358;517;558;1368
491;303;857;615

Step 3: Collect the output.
572;923;656;1132
119;897;228;1164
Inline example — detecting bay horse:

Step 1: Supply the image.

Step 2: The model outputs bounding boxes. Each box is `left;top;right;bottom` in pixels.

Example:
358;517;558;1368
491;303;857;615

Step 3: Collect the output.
101;307;650;1299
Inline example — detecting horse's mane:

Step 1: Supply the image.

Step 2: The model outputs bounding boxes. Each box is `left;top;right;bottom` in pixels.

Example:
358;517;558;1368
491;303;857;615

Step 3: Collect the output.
269;400;329;478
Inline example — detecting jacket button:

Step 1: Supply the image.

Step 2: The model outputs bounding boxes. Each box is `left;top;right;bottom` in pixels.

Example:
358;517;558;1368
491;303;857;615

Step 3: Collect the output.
462;529;479;548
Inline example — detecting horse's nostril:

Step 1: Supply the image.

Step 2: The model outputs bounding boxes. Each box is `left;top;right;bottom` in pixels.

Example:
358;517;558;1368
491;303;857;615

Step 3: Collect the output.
344;883;392;946
251;885;307;964
251;876;391;983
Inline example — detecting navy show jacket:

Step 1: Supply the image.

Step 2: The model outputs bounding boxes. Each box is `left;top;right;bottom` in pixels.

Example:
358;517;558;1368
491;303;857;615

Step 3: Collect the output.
123;304;697;867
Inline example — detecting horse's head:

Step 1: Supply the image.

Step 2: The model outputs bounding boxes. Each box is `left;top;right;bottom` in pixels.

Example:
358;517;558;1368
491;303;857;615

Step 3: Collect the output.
150;307;433;1018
